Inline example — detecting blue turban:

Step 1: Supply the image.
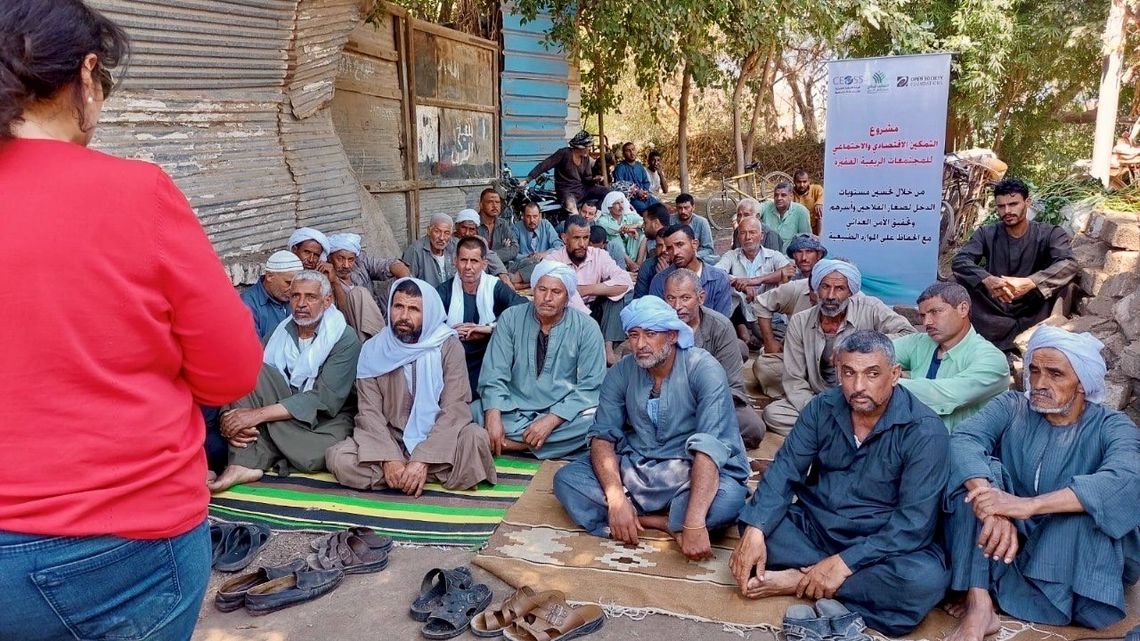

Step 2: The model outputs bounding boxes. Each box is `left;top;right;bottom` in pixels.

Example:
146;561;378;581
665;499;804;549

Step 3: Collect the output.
811;259;862;295
620;295;694;349
786;234;828;258
1024;325;1107;404
530;259;578;293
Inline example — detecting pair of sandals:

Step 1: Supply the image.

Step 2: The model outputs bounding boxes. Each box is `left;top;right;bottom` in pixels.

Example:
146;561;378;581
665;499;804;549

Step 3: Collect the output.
215;558;344;615
472;586;605;641
411;567;493;639
210;522;271;572
306;526;393;574
783;599;871;641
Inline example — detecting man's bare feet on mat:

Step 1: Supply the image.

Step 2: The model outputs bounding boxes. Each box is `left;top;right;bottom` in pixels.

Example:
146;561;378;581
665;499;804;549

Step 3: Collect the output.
207;465;263;493
945;589;1000;641
742;569;803;599
206;470;217;484
944;596;967;618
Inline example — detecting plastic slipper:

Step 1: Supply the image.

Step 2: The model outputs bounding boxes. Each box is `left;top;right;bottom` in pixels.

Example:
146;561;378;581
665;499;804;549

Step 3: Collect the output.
306;532;388;575
421;583;492;640
214;524;272;572
472;587;565;637
410;567;474;622
503;597;605;641
309;526;393;553
210;522;236;566
214;559;308;612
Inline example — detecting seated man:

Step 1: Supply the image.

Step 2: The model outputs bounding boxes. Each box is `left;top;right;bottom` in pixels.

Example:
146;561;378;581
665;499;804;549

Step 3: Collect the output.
288;227;330;270
791;169;824;235
553;296;750;560
510;201;563;280
761;259;914;435
477;261;605;459
649;224;733;317
326;278;497;494
952;178;1078;352
438;237;527;399
731;330;951;636
944;326;1139;640
633;203;673;298
894;282;1009;431
664;270;765;448
241;251;302;340
208;270;362;492
549;216;634;363
613;142;659;214
327;232;397;341
476;188;519;265
455;209;510;282
403;213;456;288
785;233;827;281
526;130;610;212
717;216;795;346
597;190;644;270
590;224;629;271
732;197;783;252
759;183;812;251
675;192;717;262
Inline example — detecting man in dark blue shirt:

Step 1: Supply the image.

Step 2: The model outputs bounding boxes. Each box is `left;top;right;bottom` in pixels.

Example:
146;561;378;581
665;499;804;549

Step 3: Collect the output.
240;251;302;340
612;142;659;213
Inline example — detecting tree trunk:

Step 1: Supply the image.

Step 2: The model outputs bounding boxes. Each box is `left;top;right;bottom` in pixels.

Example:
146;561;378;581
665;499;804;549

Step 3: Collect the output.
678;64;693;193
779;57;817;139
733;50;763;175
1092;0;1128;187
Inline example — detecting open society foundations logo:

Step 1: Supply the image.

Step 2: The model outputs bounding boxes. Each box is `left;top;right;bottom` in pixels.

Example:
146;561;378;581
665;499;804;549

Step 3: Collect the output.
896;74;946;88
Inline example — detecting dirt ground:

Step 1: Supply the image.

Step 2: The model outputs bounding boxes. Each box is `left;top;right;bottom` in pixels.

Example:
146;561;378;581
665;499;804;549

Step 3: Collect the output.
192;531;780;641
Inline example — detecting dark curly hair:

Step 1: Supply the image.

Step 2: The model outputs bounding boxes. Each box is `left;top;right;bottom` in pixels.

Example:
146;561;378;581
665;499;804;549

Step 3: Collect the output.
0;0;129;138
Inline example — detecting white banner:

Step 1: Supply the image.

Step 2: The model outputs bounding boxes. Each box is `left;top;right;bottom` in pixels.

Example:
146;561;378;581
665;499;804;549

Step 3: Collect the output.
821;53;952;304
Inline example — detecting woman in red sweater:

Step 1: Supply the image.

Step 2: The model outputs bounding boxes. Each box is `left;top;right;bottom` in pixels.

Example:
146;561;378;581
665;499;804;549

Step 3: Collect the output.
0;2;263;639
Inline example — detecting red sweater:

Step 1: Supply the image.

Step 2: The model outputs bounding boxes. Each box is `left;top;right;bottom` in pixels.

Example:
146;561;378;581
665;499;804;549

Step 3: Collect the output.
0;139;263;539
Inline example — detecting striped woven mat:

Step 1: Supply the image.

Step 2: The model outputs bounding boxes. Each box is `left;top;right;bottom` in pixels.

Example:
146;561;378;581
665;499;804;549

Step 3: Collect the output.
209;456;541;547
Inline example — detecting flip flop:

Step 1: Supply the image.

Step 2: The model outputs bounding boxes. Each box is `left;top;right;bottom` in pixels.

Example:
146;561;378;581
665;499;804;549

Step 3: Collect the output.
471;587;565;637
214;524;272;572
502;597;605;641
421;582;492;640
210;522;237;566
309;526;393;553
410;567;474;622
306;532;389;575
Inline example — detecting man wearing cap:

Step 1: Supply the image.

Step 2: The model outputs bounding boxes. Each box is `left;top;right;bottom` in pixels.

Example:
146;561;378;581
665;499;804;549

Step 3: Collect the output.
438;237;527;400
476;260;605;459
716;216;796;346
242;251;303;340
327;232;402;342
761;259;914;435
454;208;510;282
944;326;1140;641
552;295;750;561
526;130;611;212
750;234;829;369
325;278;497;495
403;213;457;288
208;270;362;493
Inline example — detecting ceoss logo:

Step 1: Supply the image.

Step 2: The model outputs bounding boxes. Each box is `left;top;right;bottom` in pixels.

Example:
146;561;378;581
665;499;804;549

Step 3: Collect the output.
832;74;864;95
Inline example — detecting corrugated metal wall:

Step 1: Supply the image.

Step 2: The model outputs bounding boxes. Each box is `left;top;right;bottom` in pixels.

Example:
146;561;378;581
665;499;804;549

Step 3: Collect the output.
499;5;581;178
88;0;400;283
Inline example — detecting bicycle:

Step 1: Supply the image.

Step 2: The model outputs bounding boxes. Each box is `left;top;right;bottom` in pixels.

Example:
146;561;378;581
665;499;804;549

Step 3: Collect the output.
704;163;794;230
939;153;995;253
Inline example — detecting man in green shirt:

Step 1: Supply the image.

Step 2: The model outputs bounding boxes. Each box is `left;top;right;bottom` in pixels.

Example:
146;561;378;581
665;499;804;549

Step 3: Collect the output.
758;182;811;251
894;282;1009;431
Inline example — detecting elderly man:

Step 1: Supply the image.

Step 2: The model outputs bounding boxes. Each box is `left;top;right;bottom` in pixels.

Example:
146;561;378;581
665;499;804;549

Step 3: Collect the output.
664;270;766;448
759;183;812;251
437;237;527;399
675;193;716;261
403;213;457;288
732;330;950;636
634;204;674;298
952;178;1078;352
944;326;1139;641
476;261;605;459
761;260;915;435
327;232;400;341
476;188;519;265
288;227;330;271
717;216;795;345
242;251;303;340
649;224;734;317
455;208;510;280
732;197;784;252
613;142;659;214
208;271;362;493
549;215;634;363
785;233;827;281
791;170;825;235
553;296;751;560
325;278;496;494
894;282;1009;431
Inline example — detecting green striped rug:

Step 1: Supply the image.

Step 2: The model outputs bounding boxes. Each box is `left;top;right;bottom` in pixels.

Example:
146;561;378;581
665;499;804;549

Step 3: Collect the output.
209;456;541;547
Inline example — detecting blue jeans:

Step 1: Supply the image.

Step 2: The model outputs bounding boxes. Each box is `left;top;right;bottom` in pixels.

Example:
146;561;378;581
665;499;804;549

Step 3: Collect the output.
0;520;210;641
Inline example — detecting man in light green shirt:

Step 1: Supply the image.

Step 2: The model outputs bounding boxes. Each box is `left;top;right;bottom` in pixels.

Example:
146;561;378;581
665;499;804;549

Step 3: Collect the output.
894;282;1009;431
759;183;811;251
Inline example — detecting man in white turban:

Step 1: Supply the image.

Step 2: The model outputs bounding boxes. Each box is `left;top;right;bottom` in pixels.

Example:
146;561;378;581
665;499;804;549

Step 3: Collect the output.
760;258;915;436
553;295;750;561
241;251;303;340
325;278;496;495
944;325;1140;641
288;227;331;270
326;232;408;342
475;260;605;459
209;270;362;493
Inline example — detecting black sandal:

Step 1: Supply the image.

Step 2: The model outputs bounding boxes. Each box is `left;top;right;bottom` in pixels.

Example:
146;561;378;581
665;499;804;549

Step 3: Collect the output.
410;567;473;622
214;523;272;572
421;582;492;640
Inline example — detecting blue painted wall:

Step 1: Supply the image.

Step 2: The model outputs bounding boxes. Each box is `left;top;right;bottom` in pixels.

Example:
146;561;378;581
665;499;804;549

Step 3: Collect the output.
500;7;579;179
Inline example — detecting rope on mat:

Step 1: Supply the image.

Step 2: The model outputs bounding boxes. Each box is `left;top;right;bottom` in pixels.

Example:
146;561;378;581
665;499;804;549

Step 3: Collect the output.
588;602;781;639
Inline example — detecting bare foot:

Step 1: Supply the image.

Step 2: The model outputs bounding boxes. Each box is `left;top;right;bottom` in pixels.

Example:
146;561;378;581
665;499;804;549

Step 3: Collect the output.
743;569;804;599
206;470;217;485
207;465;263;493
500;439;531;453
945;592;1000;641
639;514;670;533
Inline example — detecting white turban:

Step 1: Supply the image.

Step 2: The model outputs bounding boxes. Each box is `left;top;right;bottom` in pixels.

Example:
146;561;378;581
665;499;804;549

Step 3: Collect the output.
455;209;480;225
1024;325;1107;404
288;227;330;260
620;295;694;349
265;250;303;273
530;259;577;293
811;259;862;295
601;190;635;218
328;232;361;256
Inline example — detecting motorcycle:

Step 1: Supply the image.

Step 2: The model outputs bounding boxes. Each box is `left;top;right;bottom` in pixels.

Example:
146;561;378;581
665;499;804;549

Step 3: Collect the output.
493;165;568;227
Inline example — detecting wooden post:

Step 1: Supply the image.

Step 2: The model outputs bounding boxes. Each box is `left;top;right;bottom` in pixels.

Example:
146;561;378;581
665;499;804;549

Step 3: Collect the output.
1091;0;1128;187
594;54;608;186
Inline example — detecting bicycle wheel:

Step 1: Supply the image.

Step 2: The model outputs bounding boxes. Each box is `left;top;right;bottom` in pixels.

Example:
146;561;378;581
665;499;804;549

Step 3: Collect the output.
939;200;956;253
757;171;794;197
705;193;738;230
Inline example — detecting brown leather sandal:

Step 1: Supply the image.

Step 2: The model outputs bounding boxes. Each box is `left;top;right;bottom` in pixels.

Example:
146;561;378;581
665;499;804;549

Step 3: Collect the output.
503;597;605;641
470;587;565;637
